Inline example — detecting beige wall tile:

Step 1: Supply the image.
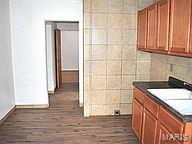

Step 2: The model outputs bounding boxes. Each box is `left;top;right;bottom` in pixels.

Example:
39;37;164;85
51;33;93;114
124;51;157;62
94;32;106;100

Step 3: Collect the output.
123;14;137;30
123;0;138;13
136;74;150;81
92;14;107;28
123;30;136;45
92;90;107;105
92;105;106;115
107;61;121;75
84;61;90;76
84;13;91;28
108;14;123;29
122;46;136;60
84;29;91;44
108;0;123;14
92;0;107;13
84;76;90;90
108;30;123;44
121;90;133;103
139;0;153;10
84;44;90;60
168;55;188;67
105;104;120;115
107;90;121;104
137;60;151;75
122;60;136;75
84;105;90;117
92;76;107;90
137;51;151;60
92;61;106;76
84;91;90;106
92;45;106;60
187;59;192;83
122;75;135;89
120;104;132;115
107;76;121;89
92;29;107;44
84;0;91;13
107;45;122;60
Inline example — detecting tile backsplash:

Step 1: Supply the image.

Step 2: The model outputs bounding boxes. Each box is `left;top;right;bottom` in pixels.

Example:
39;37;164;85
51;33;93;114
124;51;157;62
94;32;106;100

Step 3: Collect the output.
83;0;153;117
150;53;192;83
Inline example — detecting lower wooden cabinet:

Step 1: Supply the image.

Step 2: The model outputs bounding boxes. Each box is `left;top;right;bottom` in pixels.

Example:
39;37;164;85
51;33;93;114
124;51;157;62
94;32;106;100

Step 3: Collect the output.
142;109;158;144
132;98;143;141
132;87;192;144
156;124;181;144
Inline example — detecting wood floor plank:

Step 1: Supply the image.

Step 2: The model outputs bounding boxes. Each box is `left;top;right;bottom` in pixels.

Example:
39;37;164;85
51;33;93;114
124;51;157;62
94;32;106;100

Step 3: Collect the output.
0;83;140;144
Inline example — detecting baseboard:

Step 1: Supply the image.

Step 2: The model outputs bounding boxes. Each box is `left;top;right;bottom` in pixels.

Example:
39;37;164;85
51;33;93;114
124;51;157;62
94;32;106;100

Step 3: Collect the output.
0;106;16;126
16;104;49;109
48;88;56;94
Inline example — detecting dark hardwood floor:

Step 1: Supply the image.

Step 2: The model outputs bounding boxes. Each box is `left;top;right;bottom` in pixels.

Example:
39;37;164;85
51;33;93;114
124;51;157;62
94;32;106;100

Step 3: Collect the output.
0;83;140;144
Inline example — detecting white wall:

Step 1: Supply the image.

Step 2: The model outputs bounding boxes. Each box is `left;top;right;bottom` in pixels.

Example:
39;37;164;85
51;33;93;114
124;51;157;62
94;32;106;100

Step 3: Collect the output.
61;31;79;70
10;0;83;105
45;22;56;92
0;0;15;119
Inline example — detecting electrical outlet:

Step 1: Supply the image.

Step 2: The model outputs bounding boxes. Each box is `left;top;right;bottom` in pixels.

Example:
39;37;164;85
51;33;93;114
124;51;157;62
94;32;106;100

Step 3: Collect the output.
114;110;120;116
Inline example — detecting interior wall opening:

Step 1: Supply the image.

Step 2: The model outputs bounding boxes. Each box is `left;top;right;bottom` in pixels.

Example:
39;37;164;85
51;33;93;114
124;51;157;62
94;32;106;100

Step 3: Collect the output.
45;21;80;102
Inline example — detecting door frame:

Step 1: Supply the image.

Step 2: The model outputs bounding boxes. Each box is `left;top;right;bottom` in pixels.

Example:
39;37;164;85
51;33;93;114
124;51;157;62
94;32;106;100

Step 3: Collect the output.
44;19;84;107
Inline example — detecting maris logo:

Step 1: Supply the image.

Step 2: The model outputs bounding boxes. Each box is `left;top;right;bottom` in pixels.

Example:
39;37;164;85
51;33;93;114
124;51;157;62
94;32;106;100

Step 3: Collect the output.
161;134;190;142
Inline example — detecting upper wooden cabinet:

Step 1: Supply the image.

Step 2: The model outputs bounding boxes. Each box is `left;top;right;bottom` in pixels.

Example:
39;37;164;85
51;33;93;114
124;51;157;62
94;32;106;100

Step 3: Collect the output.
137;9;148;50
157;0;170;51
147;4;158;50
137;0;192;57
169;0;192;53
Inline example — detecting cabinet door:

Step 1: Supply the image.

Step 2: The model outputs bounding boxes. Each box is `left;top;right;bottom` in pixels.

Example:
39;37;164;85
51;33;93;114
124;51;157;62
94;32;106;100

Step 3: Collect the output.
157;0;170;51
156;124;181;144
169;0;192;53
142;109;158;144
147;4;158;50
137;9;148;50
132;98;144;141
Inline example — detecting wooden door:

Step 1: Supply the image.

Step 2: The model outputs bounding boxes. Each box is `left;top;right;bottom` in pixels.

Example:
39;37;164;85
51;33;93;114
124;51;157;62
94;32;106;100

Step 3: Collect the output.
156;124;181;144
169;0;192;53
147;4;158;50
137;9;148;50
157;0;170;51
132;98;144;141
142;109;158;144
55;29;62;88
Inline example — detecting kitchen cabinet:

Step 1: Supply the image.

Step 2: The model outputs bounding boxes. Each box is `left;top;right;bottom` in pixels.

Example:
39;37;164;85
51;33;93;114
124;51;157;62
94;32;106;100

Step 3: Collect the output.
132;87;192;144
157;0;170;52
137;9;148;50
156;124;181;144
142;109;158;144
137;0;192;57
147;4;158;50
132;98;143;141
169;0;191;54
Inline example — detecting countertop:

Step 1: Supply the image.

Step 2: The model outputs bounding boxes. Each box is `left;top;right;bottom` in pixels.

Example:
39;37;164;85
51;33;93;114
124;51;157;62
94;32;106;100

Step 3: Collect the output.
133;79;192;122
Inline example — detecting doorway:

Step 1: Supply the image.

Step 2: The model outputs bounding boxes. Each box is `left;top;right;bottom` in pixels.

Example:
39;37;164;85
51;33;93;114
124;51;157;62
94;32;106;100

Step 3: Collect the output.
45;21;80;103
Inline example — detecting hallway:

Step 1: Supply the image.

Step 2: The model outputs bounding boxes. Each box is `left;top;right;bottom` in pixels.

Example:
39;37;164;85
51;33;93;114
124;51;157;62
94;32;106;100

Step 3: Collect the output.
0;83;139;144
